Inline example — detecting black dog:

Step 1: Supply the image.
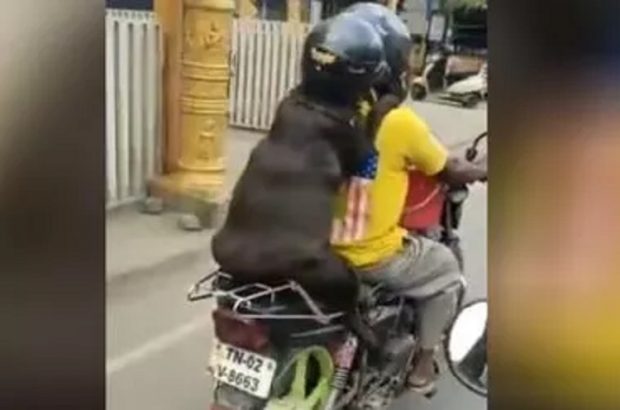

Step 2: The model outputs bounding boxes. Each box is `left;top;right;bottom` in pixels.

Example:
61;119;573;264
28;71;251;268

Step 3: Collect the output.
212;88;373;311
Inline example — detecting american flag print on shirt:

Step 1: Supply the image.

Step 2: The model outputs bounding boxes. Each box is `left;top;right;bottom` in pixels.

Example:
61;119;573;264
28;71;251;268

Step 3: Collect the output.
331;151;379;244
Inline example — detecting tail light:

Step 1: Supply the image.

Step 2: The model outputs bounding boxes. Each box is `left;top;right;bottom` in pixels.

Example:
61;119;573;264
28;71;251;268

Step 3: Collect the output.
212;308;270;353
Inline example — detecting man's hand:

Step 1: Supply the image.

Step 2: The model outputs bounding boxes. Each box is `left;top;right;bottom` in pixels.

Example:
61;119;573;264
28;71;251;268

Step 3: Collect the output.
472;154;488;182
437;155;487;186
472;153;487;169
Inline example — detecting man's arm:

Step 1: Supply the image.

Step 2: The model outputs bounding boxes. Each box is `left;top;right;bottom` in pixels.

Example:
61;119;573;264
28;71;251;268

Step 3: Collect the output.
437;154;487;186
379;106;487;185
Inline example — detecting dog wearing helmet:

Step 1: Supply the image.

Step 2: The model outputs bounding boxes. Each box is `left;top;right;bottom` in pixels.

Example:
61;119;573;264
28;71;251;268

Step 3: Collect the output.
212;13;388;311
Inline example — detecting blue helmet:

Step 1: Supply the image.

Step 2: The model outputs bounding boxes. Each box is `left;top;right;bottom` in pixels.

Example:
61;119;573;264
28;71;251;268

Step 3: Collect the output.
301;12;389;105
344;2;413;98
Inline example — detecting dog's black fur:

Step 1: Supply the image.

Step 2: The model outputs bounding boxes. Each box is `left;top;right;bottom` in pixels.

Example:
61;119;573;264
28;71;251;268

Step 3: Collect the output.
212;88;373;311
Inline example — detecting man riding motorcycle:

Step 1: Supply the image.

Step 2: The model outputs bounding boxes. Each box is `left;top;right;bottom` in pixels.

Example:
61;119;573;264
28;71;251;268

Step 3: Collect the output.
330;3;488;393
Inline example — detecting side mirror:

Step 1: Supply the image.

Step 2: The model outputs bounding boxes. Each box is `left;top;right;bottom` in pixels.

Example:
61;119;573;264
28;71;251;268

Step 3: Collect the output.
445;299;488;397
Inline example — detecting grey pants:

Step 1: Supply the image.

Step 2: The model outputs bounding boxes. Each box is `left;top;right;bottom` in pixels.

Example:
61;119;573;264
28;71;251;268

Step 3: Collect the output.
356;236;464;349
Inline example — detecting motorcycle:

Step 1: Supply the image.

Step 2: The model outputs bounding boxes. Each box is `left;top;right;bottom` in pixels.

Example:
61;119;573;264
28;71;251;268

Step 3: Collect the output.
438;63;487;108
410;48;449;101
410;50;487;108
188;134;488;409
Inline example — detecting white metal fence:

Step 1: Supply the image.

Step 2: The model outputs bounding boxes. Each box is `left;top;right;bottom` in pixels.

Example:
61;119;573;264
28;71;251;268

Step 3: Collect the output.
106;9;163;208
230;19;310;131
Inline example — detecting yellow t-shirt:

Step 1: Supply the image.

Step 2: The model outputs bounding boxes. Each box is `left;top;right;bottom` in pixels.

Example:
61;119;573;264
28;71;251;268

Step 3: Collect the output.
331;106;448;267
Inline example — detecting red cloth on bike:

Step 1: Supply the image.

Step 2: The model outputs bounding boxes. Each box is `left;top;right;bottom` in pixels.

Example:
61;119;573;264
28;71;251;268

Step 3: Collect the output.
400;170;445;230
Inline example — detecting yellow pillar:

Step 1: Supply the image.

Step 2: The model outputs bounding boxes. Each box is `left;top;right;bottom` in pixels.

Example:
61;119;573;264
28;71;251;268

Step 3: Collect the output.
238;0;257;18
155;0;183;175
151;0;234;229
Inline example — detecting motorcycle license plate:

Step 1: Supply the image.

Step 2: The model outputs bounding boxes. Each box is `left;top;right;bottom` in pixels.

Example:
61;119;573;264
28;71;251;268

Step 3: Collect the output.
209;341;277;399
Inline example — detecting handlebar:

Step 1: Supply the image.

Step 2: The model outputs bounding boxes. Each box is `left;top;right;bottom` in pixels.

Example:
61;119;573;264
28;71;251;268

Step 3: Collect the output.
435;131;487;196
465;131;487;162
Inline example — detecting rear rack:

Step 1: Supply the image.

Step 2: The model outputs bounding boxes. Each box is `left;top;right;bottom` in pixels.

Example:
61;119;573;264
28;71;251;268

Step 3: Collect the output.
187;270;345;325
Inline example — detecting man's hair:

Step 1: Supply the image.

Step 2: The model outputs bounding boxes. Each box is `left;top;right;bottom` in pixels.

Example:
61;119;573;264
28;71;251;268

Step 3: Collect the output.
367;93;402;138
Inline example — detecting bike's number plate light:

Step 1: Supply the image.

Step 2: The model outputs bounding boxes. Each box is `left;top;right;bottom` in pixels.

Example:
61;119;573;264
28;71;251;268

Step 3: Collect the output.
209;341;277;399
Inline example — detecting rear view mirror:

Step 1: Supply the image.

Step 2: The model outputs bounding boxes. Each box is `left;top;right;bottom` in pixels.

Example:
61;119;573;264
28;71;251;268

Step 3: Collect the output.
445;299;487;397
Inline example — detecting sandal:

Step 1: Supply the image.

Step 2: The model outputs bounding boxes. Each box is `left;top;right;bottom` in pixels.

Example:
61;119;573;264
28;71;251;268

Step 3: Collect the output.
407;359;440;397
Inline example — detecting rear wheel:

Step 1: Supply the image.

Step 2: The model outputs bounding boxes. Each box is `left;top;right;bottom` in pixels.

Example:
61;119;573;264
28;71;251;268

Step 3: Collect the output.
462;93;481;108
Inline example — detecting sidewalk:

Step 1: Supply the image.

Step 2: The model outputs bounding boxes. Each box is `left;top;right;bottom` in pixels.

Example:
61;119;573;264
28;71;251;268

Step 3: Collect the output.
106;101;487;284
106;127;258;284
